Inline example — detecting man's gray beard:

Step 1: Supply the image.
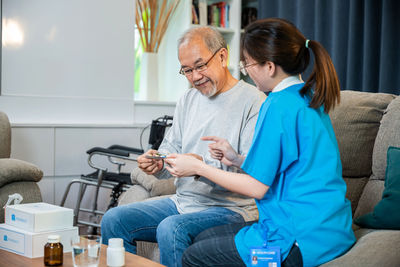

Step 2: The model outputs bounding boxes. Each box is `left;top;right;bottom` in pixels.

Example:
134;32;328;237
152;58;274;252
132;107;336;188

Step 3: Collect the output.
203;84;217;97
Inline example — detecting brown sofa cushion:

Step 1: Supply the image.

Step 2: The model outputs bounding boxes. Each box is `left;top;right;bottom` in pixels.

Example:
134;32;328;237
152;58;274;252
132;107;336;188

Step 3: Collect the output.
371;96;400;180
329;91;395;177
343;177;369;215
354;179;385;219
0;158;43;187
321;230;400;267
354;146;400;230
0;111;11;159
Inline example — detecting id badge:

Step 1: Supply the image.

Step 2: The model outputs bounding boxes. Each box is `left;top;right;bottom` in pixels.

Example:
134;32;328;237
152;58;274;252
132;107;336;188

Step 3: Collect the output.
249;246;281;267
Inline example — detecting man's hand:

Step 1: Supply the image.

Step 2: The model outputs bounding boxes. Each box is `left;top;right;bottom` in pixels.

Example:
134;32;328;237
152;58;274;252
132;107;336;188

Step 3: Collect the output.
137;149;164;175
201;136;243;167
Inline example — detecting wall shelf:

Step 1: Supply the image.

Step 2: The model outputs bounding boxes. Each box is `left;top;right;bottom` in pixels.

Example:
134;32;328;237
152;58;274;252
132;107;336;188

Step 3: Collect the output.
190;24;235;34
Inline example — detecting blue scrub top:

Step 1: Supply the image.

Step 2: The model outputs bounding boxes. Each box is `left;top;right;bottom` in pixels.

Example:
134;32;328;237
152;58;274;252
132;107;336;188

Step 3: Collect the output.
235;84;355;267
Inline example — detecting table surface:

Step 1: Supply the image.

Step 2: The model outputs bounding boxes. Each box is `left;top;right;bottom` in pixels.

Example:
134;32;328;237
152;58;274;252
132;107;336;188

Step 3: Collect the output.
0;244;165;267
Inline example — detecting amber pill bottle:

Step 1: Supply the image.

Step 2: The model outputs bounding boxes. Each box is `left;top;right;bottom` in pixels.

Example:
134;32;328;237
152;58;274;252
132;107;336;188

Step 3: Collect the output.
44;235;63;266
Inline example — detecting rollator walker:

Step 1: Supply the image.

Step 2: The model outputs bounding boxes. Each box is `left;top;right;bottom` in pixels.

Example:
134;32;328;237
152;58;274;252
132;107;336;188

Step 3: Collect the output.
60;115;173;234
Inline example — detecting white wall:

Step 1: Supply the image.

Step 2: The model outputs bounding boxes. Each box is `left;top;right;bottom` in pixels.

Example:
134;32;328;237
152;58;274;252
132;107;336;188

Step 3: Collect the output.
0;0;177;215
11;126;139;201
0;0;135;124
156;0;191;102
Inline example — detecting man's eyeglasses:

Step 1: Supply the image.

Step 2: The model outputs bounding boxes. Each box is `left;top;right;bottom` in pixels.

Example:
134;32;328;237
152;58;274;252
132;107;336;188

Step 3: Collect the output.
179;48;222;77
239;61;260;76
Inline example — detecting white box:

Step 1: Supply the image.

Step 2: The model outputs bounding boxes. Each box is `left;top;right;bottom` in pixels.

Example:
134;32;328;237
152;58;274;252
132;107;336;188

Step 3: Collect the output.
5;202;73;232
0;224;78;258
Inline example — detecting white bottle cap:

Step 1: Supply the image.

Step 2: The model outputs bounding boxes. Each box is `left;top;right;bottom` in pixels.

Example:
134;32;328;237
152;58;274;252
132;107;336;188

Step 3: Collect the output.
48;235;60;243
108;238;124;248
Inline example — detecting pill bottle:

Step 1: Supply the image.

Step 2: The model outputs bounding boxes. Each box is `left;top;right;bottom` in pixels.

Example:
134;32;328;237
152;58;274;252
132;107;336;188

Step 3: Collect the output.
107;238;125;267
44;235;63;266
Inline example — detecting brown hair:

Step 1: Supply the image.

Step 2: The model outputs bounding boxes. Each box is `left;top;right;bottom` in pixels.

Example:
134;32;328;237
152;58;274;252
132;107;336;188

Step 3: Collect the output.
241;18;340;113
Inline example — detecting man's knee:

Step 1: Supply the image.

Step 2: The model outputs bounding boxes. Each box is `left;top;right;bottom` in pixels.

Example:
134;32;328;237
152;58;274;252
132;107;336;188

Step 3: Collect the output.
156;216;189;244
101;207;118;225
101;206;127;237
156;216;175;241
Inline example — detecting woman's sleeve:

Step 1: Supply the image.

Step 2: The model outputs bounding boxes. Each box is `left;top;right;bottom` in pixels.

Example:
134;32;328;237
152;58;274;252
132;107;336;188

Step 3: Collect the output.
241;105;299;186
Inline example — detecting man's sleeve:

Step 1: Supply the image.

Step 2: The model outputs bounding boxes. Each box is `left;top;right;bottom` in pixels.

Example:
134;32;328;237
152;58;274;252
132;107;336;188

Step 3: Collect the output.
238;95;265;156
157;94;185;155
154;94;185;179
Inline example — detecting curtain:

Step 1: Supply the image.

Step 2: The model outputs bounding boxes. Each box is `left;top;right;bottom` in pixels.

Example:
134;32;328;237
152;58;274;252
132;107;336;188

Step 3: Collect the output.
258;0;400;94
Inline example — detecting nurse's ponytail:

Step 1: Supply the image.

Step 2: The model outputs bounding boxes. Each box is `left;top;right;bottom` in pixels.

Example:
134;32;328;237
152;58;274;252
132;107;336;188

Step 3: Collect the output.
301;39;340;113
241;18;340;113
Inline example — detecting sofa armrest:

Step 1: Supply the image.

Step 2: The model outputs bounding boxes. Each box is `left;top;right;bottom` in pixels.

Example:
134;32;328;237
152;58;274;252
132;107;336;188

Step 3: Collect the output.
118;184;151;206
130;167;176;197
0;158;43;188
321;229;400;267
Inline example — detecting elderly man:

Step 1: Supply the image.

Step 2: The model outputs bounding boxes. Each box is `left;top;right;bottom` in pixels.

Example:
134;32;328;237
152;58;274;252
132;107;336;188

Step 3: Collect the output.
101;26;266;267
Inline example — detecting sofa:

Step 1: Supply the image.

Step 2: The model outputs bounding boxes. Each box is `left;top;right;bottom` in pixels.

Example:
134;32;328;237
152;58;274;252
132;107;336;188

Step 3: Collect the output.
118;90;400;266
0;111;43;223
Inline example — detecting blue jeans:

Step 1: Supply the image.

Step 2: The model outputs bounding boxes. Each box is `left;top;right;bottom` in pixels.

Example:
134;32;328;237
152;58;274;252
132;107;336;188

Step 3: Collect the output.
100;197;245;267
182;222;303;267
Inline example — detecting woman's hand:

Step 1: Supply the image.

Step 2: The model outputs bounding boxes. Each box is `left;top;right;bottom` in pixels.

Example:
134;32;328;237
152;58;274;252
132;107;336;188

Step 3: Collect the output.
201;136;242;167
183;153;203;161
164;154;203;178
137;149;164;175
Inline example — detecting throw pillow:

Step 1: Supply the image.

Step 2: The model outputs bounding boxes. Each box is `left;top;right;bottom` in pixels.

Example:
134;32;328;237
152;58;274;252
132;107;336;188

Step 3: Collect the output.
354;146;400;229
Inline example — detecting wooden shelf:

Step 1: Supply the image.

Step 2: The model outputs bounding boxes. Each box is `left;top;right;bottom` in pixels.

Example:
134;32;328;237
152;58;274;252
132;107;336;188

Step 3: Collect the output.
191;24;235;34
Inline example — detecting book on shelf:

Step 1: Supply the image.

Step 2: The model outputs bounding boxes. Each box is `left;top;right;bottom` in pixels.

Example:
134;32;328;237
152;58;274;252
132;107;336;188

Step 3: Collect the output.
192;1;230;29
211;4;219;27
192;4;199;24
199;0;208;25
225;4;230;28
192;0;208;26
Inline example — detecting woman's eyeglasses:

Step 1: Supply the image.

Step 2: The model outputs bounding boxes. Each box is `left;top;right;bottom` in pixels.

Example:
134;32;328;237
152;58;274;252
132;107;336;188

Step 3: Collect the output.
239;61;260;76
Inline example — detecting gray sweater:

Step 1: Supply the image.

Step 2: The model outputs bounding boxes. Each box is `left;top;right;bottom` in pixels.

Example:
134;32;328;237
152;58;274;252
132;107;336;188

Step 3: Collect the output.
157;80;266;220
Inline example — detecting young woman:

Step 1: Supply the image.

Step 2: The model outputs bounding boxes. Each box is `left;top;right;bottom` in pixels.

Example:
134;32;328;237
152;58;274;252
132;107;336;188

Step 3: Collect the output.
165;18;355;267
